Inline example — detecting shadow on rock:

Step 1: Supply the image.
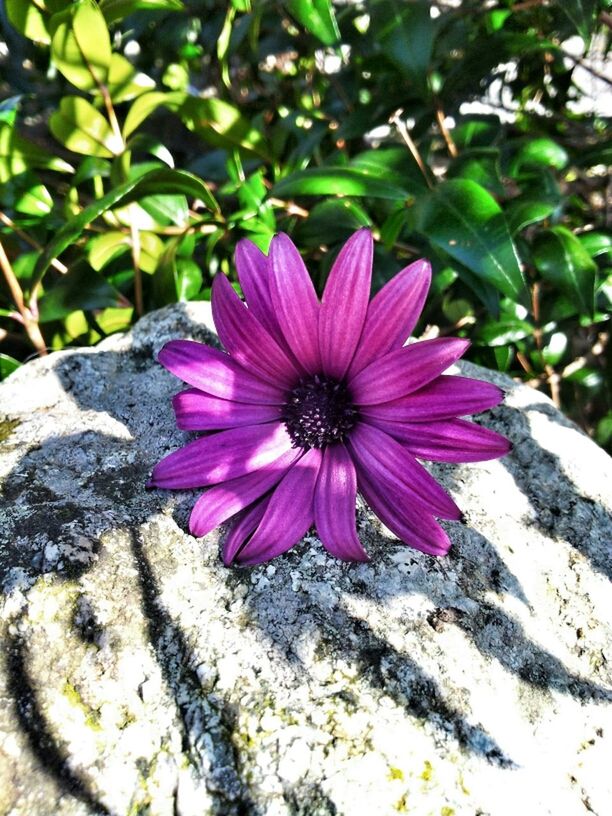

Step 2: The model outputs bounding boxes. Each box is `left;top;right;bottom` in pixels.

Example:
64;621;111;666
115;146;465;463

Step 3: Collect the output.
491;401;611;583
4;629;111;816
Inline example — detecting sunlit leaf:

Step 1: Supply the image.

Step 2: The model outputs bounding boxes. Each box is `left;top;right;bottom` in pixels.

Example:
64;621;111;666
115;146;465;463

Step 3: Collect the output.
32;168;218;288
285;0;340;46
104;54;156;104
180;96;271;160
273;167;408;199
51;1;112;92
49;96;124;157
123;91;183;139
413;179;528;304
99;0;184;24
533;226;596;317
0;122;73;182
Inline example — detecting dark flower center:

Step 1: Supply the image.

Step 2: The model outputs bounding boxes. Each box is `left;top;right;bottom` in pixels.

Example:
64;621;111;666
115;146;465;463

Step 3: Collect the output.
282;375;358;450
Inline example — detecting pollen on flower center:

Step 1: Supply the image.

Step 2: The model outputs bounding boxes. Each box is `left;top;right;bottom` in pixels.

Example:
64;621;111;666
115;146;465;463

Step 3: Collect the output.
282;375;359;450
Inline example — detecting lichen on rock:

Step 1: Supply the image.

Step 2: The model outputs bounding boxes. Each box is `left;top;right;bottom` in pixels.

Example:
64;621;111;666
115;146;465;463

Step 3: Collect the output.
0;302;611;816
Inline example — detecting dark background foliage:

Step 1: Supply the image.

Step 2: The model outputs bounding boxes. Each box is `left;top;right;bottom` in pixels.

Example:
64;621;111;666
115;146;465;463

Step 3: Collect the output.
0;0;610;449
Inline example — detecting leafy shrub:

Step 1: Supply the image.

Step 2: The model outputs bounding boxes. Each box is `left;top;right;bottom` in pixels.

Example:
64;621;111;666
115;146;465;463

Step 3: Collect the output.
0;0;610;449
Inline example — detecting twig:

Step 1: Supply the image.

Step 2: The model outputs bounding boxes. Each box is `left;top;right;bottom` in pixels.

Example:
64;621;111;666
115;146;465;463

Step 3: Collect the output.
516;350;533;375
531;281;561;407
0;241;47;356
100;85;125;149
129;217;143;318
0;211;68;274
389;109;434;190
268;197;310;218
433;100;458;159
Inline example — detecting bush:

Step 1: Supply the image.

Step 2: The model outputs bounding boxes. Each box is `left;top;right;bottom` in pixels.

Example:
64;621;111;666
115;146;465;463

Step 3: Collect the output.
0;0;610;449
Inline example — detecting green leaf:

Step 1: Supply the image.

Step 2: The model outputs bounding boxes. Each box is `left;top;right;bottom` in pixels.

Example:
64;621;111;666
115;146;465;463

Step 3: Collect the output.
412;179;528;304
153;238;202;306
273;167;408;199
0;173;54;216
350;148;428;193
123;91;183;138
5;0;66;43
505;199;555;235
104;54;156;104
126;93;270;159
369;0;434;86
49;96;124;157
493;346;514;372
88;229;166;274
140;194;189;227
126;134;174;167
447;148;504;197
533;226;596;317
51;1;112;92
475;318;533;347
179;96;271;160
0;353;21;380
509;138;569;175
6;0;48;42
541;332;567;366
579;231;612;261
0;122;73;182
285;0;340;46
99;0;184;24
0;96;20;126
38;263;124;323
558;0;598;41
88;231;130;270
32;168;218;288
294;199;371;247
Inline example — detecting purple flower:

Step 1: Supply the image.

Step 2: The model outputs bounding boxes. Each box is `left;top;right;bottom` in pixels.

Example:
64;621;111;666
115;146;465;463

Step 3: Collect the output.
148;229;510;566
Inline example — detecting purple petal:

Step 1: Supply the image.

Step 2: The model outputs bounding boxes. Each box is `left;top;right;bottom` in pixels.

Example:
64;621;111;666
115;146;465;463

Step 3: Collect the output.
235;447;323;566
222;496;270;565
189;447;301;537
269;233;321;373
365;417;511;462
357;467;452;557
347;423;461;520
319;229;372;379
212;273;299;387
348;259;431;377
349;338;470;406
314;444;369;562
235;239;283;344
149;422;292;489
360;374;504;422
173;388;282;431
158;340;285;405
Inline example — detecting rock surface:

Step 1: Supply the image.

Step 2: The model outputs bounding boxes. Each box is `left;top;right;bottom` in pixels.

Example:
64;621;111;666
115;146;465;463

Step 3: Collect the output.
0;302;611;816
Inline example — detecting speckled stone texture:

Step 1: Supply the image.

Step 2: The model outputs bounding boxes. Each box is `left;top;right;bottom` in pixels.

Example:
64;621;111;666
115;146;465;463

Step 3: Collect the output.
0;303;611;816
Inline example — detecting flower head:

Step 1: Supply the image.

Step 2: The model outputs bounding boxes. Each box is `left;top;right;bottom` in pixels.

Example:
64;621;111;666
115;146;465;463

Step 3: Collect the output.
148;229;510;566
